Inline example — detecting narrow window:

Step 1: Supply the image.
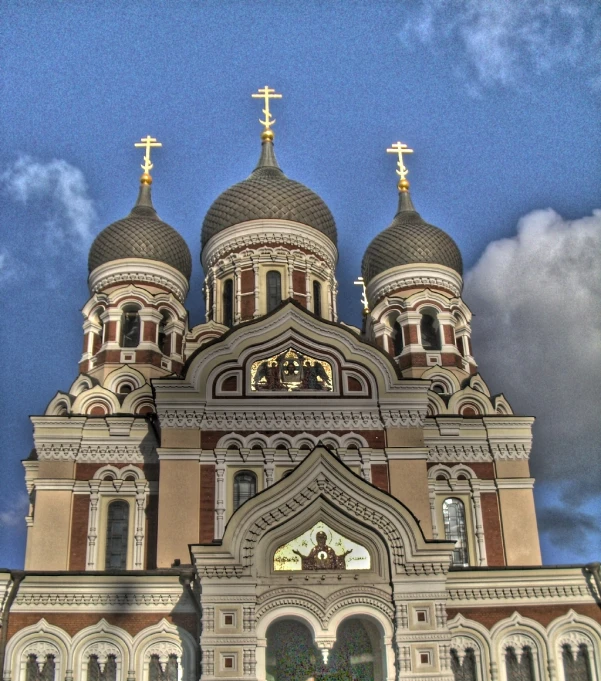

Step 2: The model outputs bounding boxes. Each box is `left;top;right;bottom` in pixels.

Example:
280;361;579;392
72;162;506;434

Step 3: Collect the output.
393;320;404;356
233;471;257;510
121;306;141;348
266;271;282;312
505;646;535;681
442;498;469;566
158;311;171;355
313;281;322;317
563;644;593;681
451;648;478;681
223;279;234;328
105;500;129;569
26;654;56;681
421;313;441;350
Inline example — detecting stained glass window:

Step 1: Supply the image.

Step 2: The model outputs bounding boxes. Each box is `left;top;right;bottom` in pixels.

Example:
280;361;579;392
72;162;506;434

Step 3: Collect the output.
267;271;282;312
443;498;469;566
234;471;257;510
105;500;129;569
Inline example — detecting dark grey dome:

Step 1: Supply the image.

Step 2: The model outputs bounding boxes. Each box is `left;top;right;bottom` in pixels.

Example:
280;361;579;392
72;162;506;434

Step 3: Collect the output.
362;191;463;283
89;184;192;280
202;140;337;249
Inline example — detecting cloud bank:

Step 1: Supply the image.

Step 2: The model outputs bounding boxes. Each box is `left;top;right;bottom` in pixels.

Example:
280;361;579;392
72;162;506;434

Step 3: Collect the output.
402;0;601;91
0;156;97;285
464;207;601;558
0;492;29;529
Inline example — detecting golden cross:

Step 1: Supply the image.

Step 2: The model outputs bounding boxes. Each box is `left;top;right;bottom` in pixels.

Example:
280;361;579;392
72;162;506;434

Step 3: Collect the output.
353;276;369;314
252;86;282;130
135;135;162;175
387;141;414;180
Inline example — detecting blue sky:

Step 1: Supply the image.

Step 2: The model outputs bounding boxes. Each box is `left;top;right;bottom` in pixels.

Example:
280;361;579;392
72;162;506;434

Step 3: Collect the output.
1;1;600;567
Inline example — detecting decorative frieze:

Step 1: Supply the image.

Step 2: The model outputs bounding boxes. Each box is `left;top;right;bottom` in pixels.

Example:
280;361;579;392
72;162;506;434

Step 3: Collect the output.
490;442;530;460
428;444;490;462
36;442;157;463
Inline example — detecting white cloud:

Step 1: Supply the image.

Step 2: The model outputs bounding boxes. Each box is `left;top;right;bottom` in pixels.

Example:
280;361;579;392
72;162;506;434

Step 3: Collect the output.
1;155;97;247
0;492;29;528
401;0;601;90
464;207;601;554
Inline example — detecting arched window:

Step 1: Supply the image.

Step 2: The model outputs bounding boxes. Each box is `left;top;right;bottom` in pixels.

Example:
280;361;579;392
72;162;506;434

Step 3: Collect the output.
451;648;477;681
121;306;141;348
87;655;117;681
233;471;257;510
505;646;535;681
158;311;171;355
313;280;322;317
222;279;234;328
149;654;178;681
443;498;469;566
266;271;282;313
562;643;593;681
421;312;441;350
105;500;129;569
393;320;404;356
26;653;56;681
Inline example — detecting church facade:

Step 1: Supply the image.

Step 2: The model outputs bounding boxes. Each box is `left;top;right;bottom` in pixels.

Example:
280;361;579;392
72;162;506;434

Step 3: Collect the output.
1;91;600;681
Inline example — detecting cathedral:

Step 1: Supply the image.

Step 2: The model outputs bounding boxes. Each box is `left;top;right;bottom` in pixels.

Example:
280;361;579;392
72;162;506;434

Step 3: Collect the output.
1;88;600;681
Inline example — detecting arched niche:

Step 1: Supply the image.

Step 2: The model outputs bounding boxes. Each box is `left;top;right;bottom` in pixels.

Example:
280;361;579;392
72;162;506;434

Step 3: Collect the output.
255;497;389;581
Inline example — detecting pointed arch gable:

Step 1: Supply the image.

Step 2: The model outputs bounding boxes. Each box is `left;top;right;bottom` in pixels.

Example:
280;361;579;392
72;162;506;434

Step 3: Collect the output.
4;618;71;681
191;446;454;578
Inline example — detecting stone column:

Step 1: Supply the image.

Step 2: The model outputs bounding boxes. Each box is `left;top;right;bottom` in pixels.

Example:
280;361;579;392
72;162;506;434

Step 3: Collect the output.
86;480;100;570
470;481;487;566
133;481;147;569
214;451;226;539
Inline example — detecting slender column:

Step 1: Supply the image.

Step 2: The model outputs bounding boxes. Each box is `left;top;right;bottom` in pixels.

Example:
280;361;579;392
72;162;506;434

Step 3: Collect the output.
429;486;440;539
328;274;335;321
86;481;101;570
211;267;217;322
235;261;242;324
331;275;338;321
287;258;294;298
203;277;210;323
253;261;260;317
470;481;487;566
255;638;267;681
305;260;312;310
214;451;226;539
264;450;275;488
133;482;147;569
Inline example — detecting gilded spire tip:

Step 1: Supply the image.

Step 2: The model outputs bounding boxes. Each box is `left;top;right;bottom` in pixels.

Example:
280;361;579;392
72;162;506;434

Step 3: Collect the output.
252;86;282;139
135;135;162;185
387;141;413;192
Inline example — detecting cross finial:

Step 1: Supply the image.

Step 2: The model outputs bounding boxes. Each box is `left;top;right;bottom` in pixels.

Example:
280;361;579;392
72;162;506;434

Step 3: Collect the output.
387;141;414;191
353;276;369;315
252;86;283;140
134;136;162;184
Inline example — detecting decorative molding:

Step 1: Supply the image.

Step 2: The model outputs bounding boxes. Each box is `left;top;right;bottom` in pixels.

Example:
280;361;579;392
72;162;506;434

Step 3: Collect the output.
13;591;187;611
36;443;157;463
89;259;189;302
428;444;491;462
366;263;463;305
490;443;531;460
447;584;591;603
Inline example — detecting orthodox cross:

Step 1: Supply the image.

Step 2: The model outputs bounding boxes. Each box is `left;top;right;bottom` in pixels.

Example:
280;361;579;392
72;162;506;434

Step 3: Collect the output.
353;276;369;314
252;86;282;131
387;141;413;181
135;135;162;175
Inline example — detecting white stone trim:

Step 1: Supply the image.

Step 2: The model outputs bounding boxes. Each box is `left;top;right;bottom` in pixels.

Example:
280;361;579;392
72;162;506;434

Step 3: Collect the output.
366;263;463;306
89;259;189;302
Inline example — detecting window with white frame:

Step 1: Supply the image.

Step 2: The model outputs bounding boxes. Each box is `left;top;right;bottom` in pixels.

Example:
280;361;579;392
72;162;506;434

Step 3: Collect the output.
105;500;129;569
558;633;595;681
23;643;59;681
233;471;257;510
443;498;469;566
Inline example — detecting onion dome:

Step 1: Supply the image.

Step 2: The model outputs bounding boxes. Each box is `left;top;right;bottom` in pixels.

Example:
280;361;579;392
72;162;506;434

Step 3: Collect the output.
201;137;337;249
89;179;192;280
362;183;463;284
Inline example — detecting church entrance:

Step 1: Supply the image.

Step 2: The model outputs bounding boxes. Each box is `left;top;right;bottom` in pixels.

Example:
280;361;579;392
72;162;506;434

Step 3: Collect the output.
264;617;383;681
266;619;321;681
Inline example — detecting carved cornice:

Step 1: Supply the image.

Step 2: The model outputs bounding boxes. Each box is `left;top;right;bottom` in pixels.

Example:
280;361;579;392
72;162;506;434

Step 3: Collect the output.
89;259;189;302
490;443;530;460
13;591;185;610
447;584;590;603
36;443;157;463
428;445;491;463
367;263;463;306
158;408;423;431
201;220;338;271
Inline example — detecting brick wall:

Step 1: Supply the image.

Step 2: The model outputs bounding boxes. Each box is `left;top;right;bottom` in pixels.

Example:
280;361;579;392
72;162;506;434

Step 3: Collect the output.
69;495;90;570
481;492;505;566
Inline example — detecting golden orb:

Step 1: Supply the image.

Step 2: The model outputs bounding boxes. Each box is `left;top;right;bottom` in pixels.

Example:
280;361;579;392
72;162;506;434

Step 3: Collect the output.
261;129;275;142
398;178;410;192
140;172;153;185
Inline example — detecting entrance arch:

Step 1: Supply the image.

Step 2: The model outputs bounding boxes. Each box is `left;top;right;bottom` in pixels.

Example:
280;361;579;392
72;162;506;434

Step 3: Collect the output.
329;617;383;681
265;618;321;681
